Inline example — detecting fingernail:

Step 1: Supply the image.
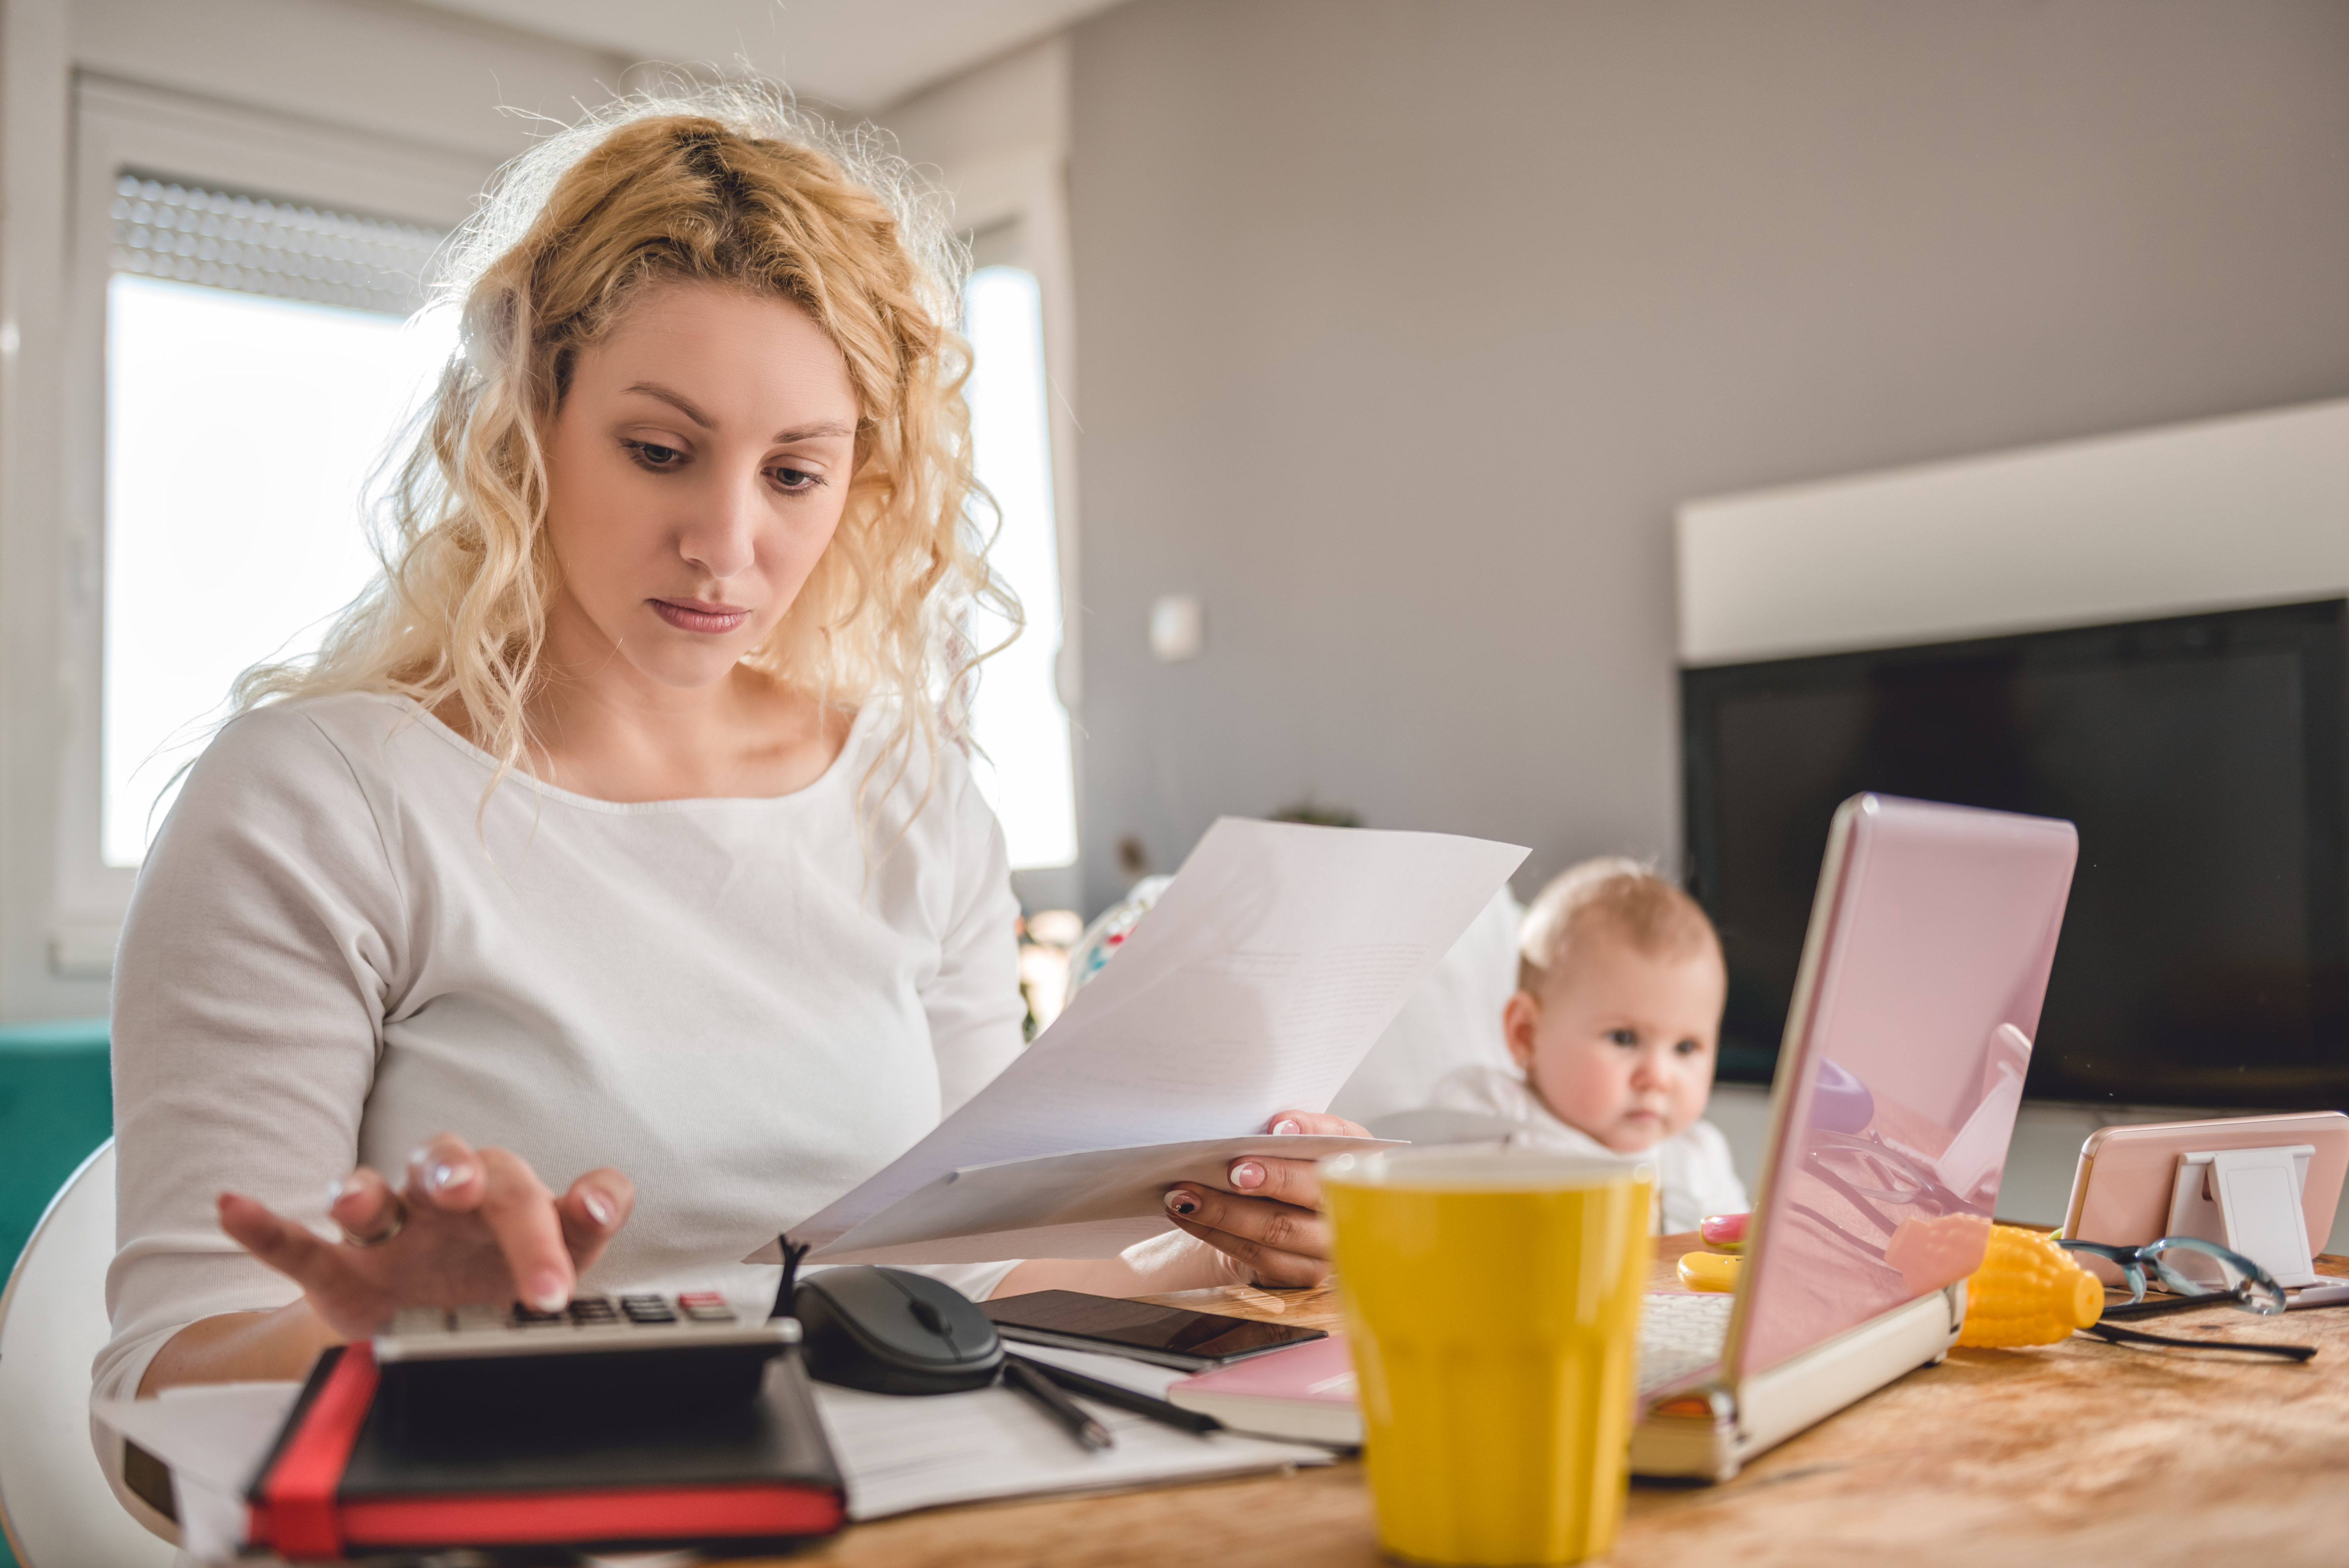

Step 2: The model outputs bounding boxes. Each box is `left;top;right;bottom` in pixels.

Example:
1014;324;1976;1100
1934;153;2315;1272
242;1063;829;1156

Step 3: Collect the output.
584;1191;616;1227
325;1178;349;1207
1273;1119;1303;1136
529;1271;569;1312
1165;1190;1200;1217
1230;1161;1266;1190
428;1160;477;1193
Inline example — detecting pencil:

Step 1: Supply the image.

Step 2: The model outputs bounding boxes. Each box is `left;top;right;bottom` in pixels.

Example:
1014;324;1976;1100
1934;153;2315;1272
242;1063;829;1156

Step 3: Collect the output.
1003;1355;1115;1450
1009;1352;1222;1435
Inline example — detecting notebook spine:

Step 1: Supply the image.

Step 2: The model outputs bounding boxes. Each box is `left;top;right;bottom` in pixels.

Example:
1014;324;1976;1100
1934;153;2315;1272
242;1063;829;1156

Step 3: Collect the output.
247;1341;382;1560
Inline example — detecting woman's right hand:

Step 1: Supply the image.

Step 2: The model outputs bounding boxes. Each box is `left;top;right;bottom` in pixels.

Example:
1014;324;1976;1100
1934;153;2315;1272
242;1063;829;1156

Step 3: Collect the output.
216;1132;634;1341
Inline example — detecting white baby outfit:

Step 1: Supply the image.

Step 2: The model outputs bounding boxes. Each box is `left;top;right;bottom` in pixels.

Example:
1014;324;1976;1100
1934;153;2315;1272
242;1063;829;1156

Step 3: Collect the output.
1423;1063;1750;1234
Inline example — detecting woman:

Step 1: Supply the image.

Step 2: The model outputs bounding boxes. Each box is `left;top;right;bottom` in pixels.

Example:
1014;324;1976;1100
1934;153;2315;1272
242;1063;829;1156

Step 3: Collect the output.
98;89;1356;1408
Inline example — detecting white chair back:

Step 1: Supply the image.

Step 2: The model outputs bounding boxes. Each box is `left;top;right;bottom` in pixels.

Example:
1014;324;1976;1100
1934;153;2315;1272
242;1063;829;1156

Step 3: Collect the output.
0;1141;177;1567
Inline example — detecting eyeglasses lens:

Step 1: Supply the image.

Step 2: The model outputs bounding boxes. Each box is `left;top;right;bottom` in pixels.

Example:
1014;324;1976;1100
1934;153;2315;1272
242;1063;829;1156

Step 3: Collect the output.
2141;1238;2288;1315
2145;1240;2238;1295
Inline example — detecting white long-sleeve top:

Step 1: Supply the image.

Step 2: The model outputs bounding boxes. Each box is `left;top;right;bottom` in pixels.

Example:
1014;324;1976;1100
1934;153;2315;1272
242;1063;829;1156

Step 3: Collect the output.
97;692;1026;1405
1423;1064;1750;1235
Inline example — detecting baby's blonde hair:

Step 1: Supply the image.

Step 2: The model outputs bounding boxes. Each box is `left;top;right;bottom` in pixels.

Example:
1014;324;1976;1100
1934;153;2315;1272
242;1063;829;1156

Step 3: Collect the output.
1518;857;1721;995
235;82;1009;832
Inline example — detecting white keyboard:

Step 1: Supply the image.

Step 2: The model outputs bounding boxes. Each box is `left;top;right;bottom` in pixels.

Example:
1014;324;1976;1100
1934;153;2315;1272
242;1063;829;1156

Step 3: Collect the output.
1637;1292;1733;1395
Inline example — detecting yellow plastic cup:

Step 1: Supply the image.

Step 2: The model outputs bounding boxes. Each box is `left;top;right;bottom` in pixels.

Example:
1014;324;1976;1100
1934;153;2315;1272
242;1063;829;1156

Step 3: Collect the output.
1322;1148;1653;1567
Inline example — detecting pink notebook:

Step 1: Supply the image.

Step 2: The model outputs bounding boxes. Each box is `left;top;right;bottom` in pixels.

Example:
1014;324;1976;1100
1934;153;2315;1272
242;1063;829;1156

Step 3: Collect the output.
1165;1335;1361;1446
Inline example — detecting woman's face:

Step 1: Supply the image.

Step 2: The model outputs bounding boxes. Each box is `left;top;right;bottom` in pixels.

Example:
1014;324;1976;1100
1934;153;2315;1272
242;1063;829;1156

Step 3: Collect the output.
540;280;860;692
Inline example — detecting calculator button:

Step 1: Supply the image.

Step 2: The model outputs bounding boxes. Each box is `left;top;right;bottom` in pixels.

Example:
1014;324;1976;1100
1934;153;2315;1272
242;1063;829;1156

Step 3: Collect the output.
567;1296;620;1323
390;1307;450;1336
678;1291;736;1324
510;1303;569;1328
621;1295;678;1324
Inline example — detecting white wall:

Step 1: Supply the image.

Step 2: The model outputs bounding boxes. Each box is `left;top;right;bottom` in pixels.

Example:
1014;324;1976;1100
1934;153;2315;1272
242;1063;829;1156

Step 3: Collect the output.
71;0;623;161
0;0;624;1019
1064;0;2349;916
1679;398;2349;665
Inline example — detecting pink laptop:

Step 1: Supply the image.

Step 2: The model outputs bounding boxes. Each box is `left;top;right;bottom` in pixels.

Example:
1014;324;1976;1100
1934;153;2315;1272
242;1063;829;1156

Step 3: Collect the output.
1632;793;2079;1480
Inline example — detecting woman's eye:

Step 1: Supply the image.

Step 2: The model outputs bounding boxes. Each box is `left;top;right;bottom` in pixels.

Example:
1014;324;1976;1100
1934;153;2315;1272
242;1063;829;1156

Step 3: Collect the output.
1606;1028;1638;1047
622;439;684;470
769;464;823;493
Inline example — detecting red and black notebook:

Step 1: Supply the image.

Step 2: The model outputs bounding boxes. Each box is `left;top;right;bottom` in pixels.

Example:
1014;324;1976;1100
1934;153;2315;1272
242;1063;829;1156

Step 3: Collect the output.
245;1342;846;1559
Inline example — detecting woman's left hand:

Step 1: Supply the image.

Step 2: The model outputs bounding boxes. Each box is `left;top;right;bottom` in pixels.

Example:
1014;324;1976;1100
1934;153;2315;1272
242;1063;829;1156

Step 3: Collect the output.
1160;1111;1366;1288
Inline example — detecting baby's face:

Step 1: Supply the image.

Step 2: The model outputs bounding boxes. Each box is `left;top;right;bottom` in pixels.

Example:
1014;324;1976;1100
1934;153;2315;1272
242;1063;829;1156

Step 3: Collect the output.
1504;933;1726;1154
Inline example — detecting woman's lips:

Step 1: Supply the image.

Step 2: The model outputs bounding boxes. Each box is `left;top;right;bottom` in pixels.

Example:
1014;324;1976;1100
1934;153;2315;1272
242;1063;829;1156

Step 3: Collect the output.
650;598;751;635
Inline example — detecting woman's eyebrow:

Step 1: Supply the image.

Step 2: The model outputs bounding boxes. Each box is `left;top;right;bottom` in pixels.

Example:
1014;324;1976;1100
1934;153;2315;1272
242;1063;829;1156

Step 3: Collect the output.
619;382;852;446
622;381;716;428
773;420;857;444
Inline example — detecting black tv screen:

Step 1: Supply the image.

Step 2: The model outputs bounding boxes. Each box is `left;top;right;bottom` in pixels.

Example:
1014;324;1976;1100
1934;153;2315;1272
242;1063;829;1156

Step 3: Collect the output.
1682;598;2348;1109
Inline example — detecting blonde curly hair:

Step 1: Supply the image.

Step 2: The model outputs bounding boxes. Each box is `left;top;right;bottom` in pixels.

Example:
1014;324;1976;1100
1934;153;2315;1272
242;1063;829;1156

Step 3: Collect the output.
236;82;1012;830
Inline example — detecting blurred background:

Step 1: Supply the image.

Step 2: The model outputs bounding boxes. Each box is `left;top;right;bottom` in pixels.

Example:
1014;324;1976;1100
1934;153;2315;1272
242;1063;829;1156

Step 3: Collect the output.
6;0;2349;1282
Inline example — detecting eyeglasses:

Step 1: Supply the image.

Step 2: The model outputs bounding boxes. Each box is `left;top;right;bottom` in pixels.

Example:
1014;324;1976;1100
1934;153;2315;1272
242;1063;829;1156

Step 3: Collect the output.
2056;1235;2287;1317
2054;1236;2314;1361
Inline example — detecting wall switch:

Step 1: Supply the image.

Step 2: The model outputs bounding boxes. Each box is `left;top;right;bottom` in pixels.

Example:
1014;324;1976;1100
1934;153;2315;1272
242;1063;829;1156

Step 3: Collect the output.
1149;594;1204;661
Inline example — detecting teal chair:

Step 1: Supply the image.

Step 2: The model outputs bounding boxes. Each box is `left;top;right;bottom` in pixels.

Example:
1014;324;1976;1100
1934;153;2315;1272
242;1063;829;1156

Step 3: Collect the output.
0;1019;113;1568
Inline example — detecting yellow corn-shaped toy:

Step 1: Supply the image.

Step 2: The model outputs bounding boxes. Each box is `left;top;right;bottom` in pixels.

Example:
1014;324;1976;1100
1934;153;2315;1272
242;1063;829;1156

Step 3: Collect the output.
1956;1224;2103;1347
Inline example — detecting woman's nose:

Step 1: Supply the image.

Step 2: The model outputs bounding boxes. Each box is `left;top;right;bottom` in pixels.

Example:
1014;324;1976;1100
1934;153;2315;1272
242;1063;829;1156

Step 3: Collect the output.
677;473;761;580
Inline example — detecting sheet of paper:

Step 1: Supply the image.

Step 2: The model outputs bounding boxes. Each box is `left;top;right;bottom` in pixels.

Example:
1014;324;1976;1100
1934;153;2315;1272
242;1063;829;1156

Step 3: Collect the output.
93;1381;303;1562
779;1132;1398;1264
774;818;1526;1255
810;1377;1331;1521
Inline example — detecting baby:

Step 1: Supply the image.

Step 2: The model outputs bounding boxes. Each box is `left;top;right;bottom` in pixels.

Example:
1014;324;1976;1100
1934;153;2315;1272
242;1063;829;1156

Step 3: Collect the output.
1427;857;1748;1233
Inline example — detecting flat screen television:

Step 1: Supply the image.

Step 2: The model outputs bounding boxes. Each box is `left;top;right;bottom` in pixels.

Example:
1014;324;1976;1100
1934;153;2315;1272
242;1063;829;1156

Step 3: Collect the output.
1681;598;2347;1109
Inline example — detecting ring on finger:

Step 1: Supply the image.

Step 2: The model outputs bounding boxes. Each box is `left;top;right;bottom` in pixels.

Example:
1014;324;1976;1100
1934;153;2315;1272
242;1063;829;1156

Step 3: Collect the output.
340;1191;408;1248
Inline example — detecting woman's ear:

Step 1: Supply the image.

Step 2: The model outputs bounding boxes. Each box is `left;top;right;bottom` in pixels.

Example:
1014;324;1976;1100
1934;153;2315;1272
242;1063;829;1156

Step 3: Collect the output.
1501;989;1542;1071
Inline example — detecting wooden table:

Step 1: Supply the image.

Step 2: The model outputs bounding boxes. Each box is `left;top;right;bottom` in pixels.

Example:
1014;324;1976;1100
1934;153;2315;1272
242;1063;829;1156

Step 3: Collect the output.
778;1239;2349;1568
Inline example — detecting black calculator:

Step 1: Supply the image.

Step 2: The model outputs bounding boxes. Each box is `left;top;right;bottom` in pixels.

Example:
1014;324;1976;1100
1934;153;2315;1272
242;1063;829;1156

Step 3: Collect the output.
375;1292;792;1361
371;1294;798;1430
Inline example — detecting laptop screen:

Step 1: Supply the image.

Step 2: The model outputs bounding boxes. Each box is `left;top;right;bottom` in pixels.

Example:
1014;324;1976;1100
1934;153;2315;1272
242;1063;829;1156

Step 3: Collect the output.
1734;795;2078;1377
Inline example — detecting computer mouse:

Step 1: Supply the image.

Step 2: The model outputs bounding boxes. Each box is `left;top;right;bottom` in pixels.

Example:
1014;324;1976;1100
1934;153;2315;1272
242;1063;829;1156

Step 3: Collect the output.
793;1265;1005;1395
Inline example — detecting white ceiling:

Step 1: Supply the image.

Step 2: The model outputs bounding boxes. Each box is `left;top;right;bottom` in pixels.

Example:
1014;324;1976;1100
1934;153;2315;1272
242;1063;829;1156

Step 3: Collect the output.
420;0;1122;111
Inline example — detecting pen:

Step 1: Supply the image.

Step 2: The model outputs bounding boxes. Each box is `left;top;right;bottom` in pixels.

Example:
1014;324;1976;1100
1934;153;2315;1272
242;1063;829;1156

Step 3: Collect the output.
1009;1352;1222;1435
1003;1355;1115;1450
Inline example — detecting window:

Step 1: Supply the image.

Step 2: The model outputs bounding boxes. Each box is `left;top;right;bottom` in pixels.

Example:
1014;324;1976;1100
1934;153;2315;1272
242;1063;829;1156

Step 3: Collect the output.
102;175;456;864
43;77;493;982
963;245;1078;871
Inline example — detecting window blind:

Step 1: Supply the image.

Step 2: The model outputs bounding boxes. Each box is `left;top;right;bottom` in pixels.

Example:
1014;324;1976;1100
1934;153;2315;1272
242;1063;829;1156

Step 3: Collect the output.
108;170;445;318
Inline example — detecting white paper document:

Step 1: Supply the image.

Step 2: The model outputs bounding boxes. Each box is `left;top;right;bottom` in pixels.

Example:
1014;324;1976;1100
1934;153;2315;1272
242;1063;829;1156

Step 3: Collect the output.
812;1371;1330;1521
752;818;1527;1264
95;1381;304;1562
797;1133;1402;1265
